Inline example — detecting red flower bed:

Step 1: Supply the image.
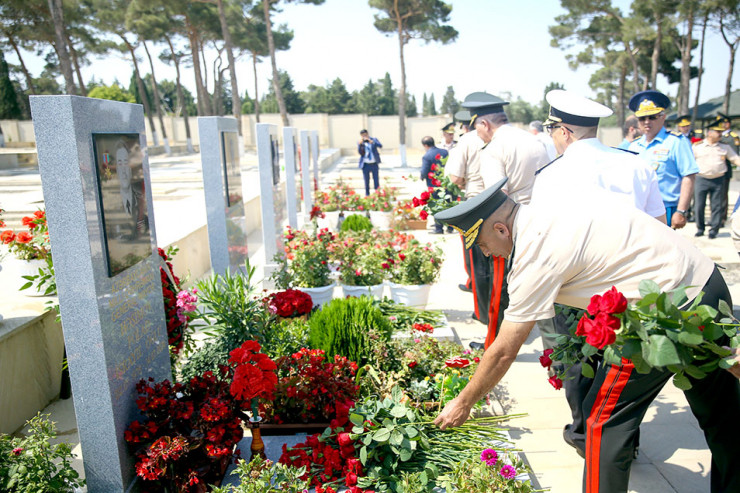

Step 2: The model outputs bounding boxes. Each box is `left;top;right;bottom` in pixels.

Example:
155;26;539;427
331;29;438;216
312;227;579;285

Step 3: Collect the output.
264;289;314;318
263;348;359;426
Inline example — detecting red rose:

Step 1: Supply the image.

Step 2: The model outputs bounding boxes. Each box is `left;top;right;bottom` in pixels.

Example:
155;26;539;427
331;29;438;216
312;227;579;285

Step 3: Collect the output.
419;210;428;220
539;348;554;368
430;163;438;171
587;294;602;316
600;286;628;314
408;361;418;368
428;172;435;179
575;314;595;337
412;197;420;207
420;191;430;202
435;153;441;160
548;375;563;390
432;178;441;186
337;432;353;447
586;314;619;349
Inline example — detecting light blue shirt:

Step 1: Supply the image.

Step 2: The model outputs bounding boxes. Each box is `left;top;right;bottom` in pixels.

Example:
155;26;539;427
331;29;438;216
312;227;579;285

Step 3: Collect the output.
616;138;632;150
628;127;698;207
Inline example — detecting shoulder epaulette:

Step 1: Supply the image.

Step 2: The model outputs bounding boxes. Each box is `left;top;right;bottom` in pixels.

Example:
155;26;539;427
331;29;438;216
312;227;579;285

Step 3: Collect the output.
731;131;738;137
535;154;562;176
670;130;684;137
612;147;638;155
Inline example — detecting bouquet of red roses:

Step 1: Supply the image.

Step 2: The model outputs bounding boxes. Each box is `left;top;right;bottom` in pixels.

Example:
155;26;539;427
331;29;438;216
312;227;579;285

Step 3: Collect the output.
412;154;464;219
548;282;740;390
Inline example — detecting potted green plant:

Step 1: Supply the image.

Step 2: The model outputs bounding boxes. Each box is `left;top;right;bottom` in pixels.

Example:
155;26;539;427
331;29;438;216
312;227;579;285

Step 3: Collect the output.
388;238;444;308
334;232;389;298
273;226;335;307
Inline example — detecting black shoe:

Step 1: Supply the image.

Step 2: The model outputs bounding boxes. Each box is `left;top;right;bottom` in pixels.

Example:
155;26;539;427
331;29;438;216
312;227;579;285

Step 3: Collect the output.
695;231;704;237
446;227;455;234
469;341;485;351
708;232;717;239
431;229;444;235
563;425;586;458
458;283;472;293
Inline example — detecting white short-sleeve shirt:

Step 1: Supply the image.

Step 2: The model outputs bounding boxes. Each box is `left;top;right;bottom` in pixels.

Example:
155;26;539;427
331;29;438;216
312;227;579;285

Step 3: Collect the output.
531;138;666;218
504;191;714;323
479;125;549;205
444;131;485;198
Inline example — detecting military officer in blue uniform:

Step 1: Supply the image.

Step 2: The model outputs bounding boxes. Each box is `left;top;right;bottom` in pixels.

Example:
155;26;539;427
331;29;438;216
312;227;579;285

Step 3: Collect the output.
628;90;698;229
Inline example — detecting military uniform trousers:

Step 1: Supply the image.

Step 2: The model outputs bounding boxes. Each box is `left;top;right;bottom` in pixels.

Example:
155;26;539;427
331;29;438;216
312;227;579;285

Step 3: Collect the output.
465;240;508;348
461;237;472;290
694;175;725;235
583;267;740;493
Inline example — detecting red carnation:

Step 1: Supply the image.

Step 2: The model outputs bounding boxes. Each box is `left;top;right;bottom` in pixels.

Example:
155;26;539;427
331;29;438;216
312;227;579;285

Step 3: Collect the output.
15;231;33;244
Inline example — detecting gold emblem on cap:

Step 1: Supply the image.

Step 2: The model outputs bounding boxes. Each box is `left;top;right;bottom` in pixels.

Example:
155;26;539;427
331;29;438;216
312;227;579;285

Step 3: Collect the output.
635;99;664;117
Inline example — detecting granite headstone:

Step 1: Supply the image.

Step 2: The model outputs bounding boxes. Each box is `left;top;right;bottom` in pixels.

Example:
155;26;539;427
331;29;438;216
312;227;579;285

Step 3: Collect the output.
256;123;287;284
30;95;171;492
311;130;320;191
198;117;248;275
283;127;302;229
300;130;313;216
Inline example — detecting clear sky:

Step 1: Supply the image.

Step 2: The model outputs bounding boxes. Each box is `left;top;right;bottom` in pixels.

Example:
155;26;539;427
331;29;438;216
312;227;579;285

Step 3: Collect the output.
10;0;740;110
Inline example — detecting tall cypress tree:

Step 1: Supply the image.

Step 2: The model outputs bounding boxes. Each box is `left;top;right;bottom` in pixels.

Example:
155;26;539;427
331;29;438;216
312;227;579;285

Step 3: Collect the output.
0;52;22;120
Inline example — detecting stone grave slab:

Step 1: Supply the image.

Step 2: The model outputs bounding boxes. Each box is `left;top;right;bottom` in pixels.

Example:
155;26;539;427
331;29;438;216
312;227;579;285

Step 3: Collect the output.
198;117;248;275
30;95;171;492
283;127;303;229
311;130;320;191
257;123;288;285
300;130;314;214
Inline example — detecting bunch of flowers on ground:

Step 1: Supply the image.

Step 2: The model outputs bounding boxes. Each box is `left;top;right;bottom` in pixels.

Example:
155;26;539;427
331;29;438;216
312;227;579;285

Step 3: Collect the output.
264;289;314;318
550;282;740;390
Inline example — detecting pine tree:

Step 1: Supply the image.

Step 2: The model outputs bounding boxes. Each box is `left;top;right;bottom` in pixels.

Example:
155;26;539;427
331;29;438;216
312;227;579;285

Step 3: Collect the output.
422;92;429;116
428;94;437;115
0;52;22;119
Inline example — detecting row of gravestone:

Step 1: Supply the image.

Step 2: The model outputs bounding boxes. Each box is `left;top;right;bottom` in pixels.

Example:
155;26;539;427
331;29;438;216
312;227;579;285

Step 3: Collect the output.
29;95;320;492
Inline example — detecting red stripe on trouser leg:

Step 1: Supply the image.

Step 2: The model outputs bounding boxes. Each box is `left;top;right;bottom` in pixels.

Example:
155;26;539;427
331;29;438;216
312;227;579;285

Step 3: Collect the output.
462;236;472;288
484;256;506;349
467;238;481;319
585;362;633;493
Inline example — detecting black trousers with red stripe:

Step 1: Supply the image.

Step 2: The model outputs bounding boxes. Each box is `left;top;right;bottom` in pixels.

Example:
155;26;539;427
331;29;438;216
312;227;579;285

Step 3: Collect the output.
465;238;508;348
461;237;472;290
582;267;740;493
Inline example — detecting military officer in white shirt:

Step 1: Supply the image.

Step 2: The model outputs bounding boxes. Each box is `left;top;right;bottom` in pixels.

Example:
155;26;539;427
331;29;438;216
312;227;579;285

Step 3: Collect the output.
433;179;740;493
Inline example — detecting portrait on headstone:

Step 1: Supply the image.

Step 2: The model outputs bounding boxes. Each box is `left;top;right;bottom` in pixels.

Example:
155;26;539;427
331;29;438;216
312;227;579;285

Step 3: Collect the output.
92;133;153;277
221;131;242;208
292;135;303;210
270;136;281;186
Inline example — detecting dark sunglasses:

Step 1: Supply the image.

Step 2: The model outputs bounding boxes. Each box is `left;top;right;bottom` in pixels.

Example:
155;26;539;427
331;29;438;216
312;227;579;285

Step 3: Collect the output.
547;125;573;135
638;114;663;122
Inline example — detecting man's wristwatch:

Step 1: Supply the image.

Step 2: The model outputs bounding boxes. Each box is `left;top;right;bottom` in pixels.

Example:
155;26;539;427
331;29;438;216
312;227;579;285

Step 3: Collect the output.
676;209;688;216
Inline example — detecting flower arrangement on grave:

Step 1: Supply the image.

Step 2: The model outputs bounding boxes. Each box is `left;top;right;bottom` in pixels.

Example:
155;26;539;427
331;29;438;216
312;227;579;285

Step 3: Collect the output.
0;413;85;492
262;347;358;425
437;448;536;492
334;233;390;287
158;247;196;361
315;179;363;212
273;226;335;288
279;386;515;493
228;340;278;420
392;199;425;229
389;239;444;286
548;283;740;391
263;289;314;318
0;209;50;261
412;153;464;219
125;371;244;491
363;183;398;212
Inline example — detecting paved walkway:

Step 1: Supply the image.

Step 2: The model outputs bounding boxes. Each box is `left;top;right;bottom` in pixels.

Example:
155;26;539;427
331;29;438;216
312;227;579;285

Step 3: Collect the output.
5;151;740;492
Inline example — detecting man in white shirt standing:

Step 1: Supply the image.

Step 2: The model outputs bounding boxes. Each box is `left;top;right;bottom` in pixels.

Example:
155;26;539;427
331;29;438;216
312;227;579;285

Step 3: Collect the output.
693;118;740;239
461;92;549;350
534;89;666;458
529;120;557;161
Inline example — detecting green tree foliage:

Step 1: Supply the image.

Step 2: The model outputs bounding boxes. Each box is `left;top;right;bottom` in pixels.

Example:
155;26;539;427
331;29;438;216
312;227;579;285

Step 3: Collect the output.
407;94;417;117
421;93;428;116
427;93;437;115
369;0;458;152
87;82;136;103
303;77;352;113
440;85;458;115
157;79;197;116
0;52;22;119
501;92;538;124
262;69;304;113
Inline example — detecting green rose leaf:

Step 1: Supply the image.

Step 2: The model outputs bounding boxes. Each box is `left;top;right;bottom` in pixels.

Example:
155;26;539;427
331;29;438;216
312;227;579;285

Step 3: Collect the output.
672;371;693;390
643;335;681;367
405;426;419;438
350;413;364;426
718;299;732;317
678;330;703;346
352;425;364;434
703;323;724;341
684;364;706;379
390;405;407;418
639;279;661;297
582;343;598;358
581;363;595;378
399;447;413;462
373;428;391;442
603;346;622;366
390;429;403;446
363;433;373;446
360;446;368;465
630;351;652;374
